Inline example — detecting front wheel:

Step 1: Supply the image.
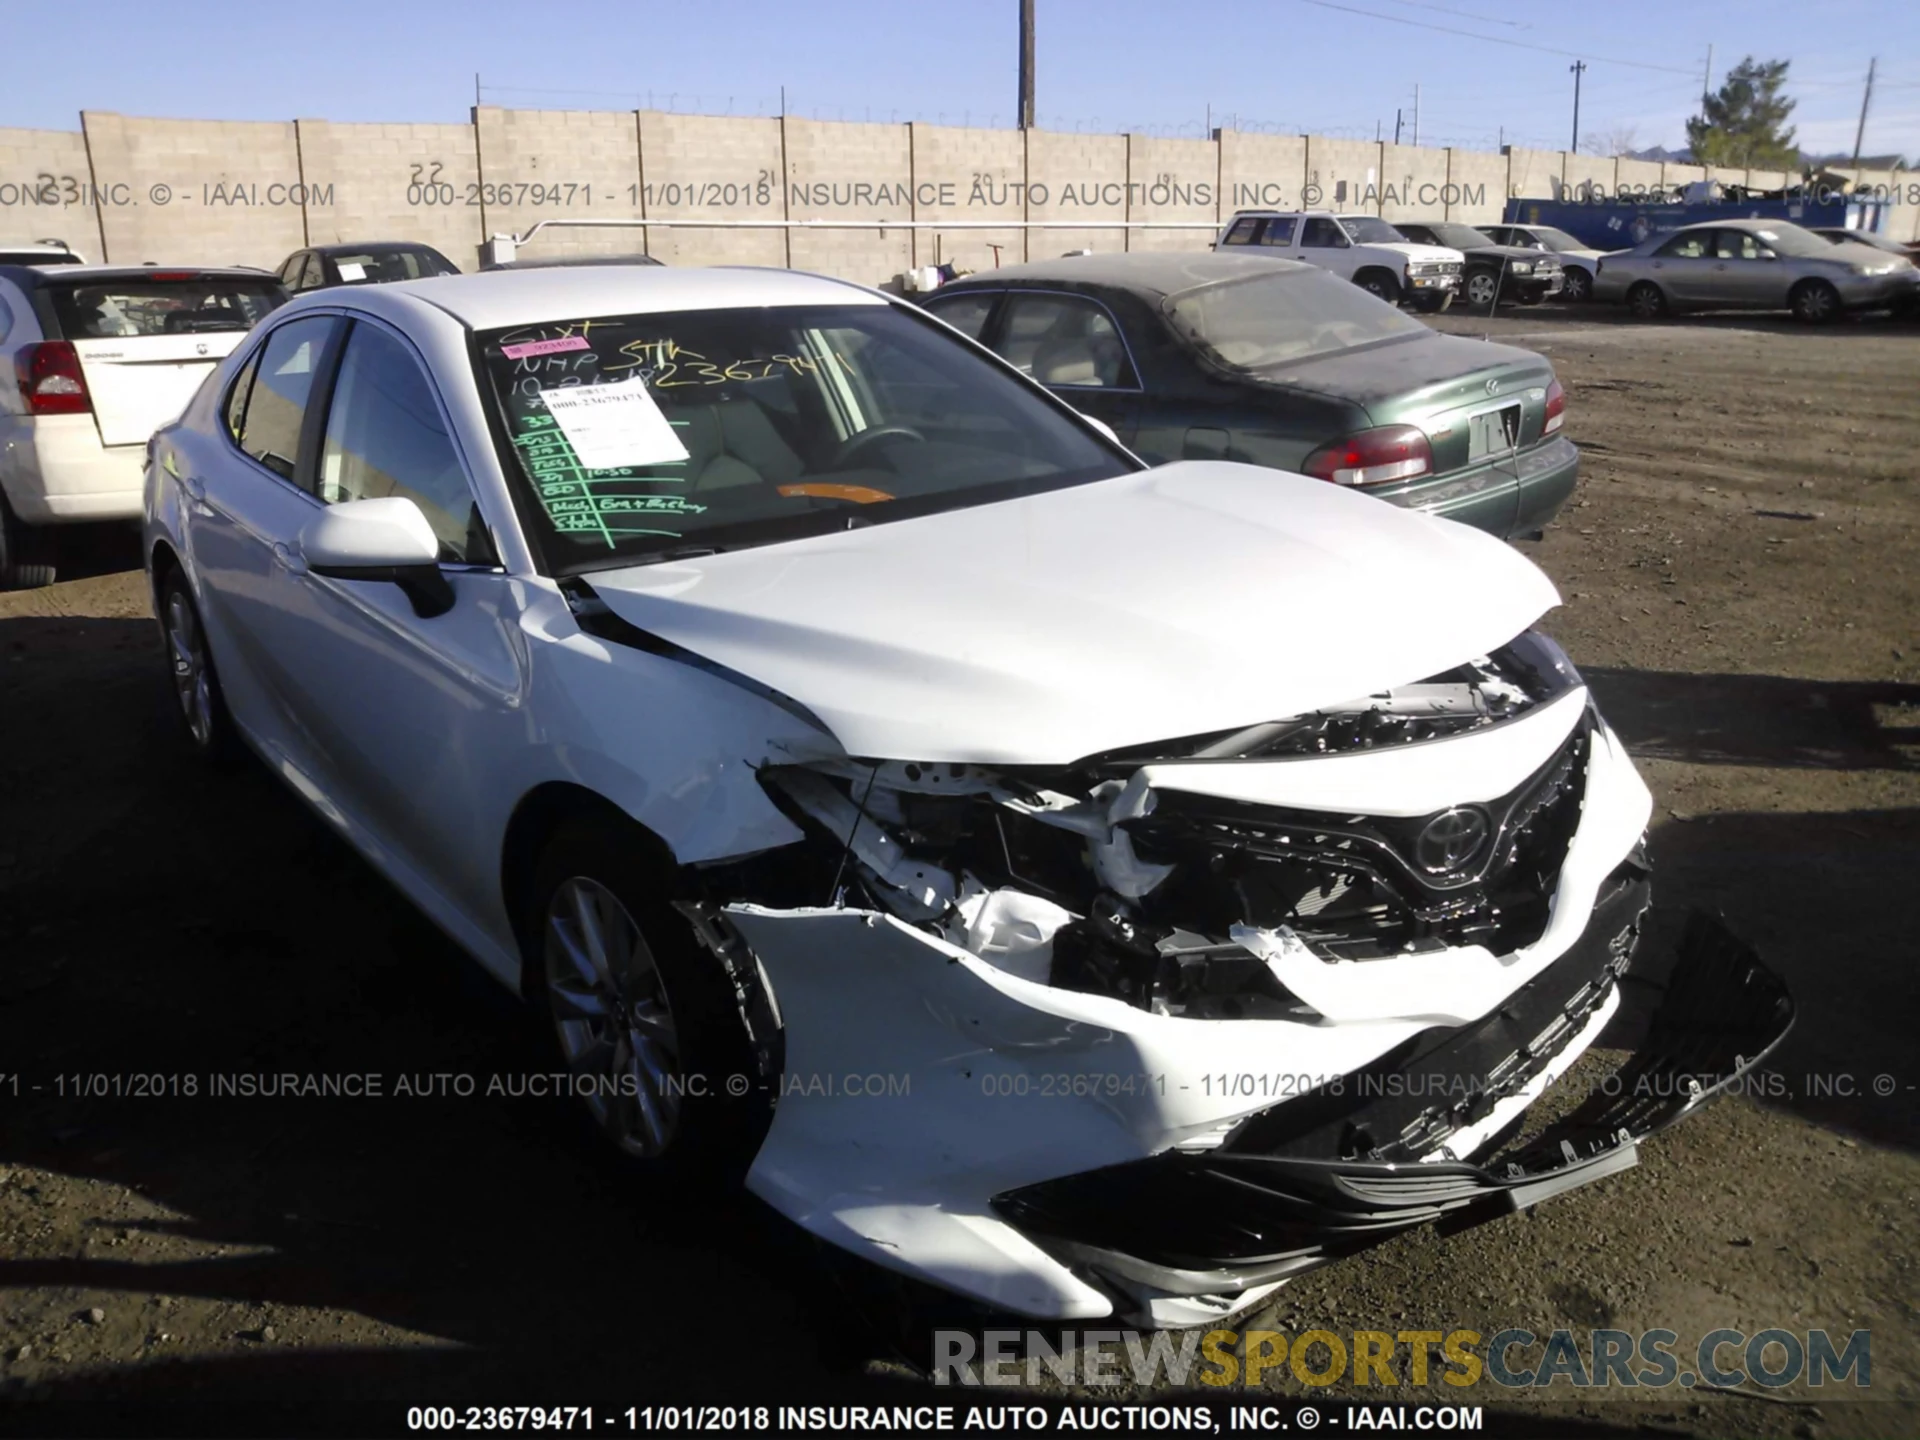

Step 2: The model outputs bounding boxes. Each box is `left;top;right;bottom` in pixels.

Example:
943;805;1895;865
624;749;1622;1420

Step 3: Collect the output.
158;567;238;764
1354;271;1401;306
0;492;55;591
525;815;770;1184
1790;279;1841;325
1561;266;1593;302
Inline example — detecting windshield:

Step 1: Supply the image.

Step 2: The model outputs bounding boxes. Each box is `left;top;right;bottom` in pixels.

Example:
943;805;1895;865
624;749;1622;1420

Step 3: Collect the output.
1531;227;1586;252
479;303;1132;571
1165;268;1428;371
1425;223;1494;248
1747;223;1844;258
1339;216;1407;244
331;248;457;283
49;276;285;338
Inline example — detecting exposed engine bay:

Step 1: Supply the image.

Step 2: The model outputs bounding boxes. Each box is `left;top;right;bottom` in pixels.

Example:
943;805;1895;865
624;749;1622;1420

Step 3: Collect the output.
737;630;1588;1022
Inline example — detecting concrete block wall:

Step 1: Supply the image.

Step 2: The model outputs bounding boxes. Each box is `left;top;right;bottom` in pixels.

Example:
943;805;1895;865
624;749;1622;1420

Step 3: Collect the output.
1124;135;1219;252
472;108;636;264
79;112;308;267
909;123;1024;270
638;112;786;268
0;127;99;252
300;120;482;264
1305;137;1382;214
6;108;1910;282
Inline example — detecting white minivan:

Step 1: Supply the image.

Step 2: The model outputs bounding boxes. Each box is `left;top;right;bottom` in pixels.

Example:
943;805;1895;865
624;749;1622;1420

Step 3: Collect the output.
0;264;285;587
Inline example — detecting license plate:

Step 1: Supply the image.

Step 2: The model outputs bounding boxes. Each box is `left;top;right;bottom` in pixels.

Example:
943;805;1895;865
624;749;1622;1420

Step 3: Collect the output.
1469;405;1522;461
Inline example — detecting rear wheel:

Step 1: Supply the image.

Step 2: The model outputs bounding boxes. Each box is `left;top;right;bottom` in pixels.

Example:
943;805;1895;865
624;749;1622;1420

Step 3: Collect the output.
1627;281;1668;320
1464;269;1501;310
0;492;55;591
1790;278;1841;325
1561;266;1593;302
524;815;770;1185
1354;270;1401;306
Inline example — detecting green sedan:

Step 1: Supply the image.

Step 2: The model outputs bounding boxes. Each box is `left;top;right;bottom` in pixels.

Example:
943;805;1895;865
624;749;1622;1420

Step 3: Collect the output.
921;252;1578;540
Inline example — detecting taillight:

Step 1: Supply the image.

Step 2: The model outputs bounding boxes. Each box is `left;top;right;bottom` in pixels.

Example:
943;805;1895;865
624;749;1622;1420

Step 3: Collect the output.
15;341;92;416
1301;424;1433;487
1543;378;1566;435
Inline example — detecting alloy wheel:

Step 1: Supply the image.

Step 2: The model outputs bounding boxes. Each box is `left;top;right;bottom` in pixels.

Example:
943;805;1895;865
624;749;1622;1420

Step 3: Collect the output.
1563;268;1591;301
165;589;215;748
1794;282;1839;324
1467;272;1499;308
544;876;684;1157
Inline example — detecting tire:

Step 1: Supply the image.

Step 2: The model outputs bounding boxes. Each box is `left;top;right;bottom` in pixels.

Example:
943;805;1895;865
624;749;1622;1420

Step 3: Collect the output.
0;490;56;591
157;565;239;764
1355;270;1401;306
1412;292;1453;314
524;814;770;1186
1790;278;1841;325
1627;281;1668;320
1561;266;1593;303
1464;269;1501;310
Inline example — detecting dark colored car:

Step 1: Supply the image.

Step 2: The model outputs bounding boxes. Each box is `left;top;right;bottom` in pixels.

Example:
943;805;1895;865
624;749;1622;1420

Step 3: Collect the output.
1808;227;1920;262
274;242;460;294
1396;222;1564;310
920;252;1579;540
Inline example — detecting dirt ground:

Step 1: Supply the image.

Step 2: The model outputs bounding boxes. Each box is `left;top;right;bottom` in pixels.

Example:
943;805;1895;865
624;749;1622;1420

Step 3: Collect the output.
1;304;1917;1437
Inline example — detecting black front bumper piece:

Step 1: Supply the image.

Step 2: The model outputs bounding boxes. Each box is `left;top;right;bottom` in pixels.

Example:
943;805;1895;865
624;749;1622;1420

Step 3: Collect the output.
993;911;1793;1301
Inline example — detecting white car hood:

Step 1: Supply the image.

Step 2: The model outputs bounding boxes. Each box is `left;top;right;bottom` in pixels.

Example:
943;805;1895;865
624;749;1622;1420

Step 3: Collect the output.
586;461;1560;764
1374;242;1463;264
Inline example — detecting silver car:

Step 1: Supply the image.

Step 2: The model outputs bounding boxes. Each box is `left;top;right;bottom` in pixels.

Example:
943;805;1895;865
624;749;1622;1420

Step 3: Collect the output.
1593;219;1920;323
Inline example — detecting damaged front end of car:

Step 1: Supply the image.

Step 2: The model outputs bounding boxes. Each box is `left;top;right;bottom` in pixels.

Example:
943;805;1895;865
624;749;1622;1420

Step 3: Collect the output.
693;630;1792;1327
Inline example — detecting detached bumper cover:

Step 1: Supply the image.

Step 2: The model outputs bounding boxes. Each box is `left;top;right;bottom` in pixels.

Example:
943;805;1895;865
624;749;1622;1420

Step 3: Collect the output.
994;910;1792;1296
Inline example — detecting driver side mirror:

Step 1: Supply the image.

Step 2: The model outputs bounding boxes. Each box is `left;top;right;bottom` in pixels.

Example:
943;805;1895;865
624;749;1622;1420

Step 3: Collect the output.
297;496;454;618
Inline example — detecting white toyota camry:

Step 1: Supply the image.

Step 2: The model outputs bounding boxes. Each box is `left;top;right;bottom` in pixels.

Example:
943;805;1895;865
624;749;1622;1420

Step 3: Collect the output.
143;265;1790;1327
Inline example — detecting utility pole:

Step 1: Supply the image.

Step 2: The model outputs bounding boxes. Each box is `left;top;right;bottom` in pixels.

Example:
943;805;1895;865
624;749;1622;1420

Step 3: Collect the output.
1412;83;1420;145
1850;56;1877;171
1017;0;1036;130
1569;61;1586;151
1395;108;1403;144
1701;44;1713;109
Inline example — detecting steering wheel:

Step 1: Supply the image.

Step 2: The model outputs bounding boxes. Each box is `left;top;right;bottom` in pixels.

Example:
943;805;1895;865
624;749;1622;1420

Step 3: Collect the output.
830;425;923;471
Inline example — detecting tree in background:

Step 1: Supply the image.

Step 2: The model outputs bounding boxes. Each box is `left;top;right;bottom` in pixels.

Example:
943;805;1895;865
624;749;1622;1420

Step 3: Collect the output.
1686;58;1798;168
1580;125;1640;158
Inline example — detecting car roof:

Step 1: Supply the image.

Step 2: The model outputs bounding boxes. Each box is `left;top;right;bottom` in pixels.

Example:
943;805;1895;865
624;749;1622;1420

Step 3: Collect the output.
320;263;882;331
311;241;446;256
942;251;1315;299
0;263;282;287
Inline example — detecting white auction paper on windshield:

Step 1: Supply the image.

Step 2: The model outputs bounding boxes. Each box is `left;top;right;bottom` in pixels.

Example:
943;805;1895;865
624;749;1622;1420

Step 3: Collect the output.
540;382;690;471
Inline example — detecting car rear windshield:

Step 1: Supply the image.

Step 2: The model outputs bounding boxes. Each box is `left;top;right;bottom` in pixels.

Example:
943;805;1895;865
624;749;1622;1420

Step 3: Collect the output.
332;249;457;283
477;302;1132;572
48;276;285;338
1164;268;1427;371
1339;217;1407;244
1532;227;1586;251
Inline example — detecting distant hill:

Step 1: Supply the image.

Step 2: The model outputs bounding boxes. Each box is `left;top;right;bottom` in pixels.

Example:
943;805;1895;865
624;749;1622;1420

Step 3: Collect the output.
1619;144;1910;170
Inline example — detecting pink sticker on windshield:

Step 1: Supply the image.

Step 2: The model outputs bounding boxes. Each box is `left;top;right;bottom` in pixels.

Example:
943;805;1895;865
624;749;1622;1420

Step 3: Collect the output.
501;335;593;360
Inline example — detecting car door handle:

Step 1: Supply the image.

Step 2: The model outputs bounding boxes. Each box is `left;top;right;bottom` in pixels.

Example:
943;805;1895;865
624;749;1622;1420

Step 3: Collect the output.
271;542;309;578
181;474;206;503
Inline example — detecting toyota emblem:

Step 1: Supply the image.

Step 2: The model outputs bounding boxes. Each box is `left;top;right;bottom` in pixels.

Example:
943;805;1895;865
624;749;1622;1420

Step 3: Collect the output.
1416;807;1490;873
1484;377;1501;395
195;343;209;356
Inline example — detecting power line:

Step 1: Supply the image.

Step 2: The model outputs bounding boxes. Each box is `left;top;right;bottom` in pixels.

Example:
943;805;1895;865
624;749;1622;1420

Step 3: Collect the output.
1372;0;1528;29
1293;0;1701;76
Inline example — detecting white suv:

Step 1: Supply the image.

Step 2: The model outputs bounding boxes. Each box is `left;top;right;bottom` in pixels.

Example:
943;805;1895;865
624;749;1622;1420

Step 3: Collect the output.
1216;210;1464;312
0;263;285;587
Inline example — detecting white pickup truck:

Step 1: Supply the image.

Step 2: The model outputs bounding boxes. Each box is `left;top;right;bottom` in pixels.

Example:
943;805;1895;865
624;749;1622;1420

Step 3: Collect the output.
1214;210;1465;312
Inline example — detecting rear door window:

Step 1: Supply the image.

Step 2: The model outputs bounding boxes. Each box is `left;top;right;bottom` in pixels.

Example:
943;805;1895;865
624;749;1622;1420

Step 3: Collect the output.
318;321;486;561
1257;217;1296;246
236;316;341;484
993;293;1136;388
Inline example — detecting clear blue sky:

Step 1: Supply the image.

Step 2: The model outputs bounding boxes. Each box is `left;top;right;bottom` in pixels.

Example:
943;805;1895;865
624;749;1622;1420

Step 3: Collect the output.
9;0;1916;161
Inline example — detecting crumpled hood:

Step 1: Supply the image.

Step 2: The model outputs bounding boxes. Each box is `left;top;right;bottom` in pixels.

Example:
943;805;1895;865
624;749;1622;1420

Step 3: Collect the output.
587;461;1560;764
